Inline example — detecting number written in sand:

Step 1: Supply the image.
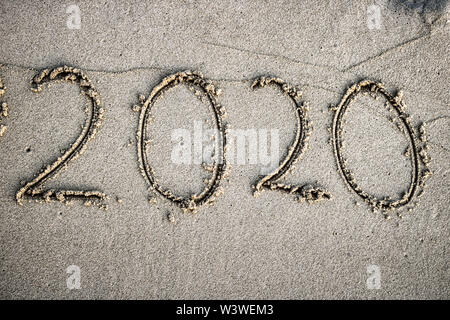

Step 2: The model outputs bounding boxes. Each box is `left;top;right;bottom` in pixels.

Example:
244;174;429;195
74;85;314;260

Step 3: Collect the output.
251;77;331;203
16;67;106;205
136;71;228;212
331;80;426;211
9;66;429;214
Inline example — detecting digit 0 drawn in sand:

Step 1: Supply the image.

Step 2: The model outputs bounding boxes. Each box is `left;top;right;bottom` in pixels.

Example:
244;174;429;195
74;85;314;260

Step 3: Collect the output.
251;77;331;203
16;66;106;206
137;71;228;212
331;80;431;214
0;75;8;138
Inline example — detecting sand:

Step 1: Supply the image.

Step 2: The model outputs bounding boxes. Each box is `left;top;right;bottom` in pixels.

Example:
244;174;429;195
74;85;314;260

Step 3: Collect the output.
0;0;449;299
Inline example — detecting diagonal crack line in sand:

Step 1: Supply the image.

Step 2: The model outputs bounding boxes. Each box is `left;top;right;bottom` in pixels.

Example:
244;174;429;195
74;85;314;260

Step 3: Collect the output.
344;14;449;72
203;41;343;73
423;115;450;124
427;11;450;29
343;33;432;72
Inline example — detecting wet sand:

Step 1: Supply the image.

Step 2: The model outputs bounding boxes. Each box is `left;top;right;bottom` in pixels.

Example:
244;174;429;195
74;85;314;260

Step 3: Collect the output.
0;0;449;299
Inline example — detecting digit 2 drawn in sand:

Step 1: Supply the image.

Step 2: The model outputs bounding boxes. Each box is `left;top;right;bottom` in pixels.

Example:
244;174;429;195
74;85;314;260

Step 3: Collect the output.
16;66;106;205
251;77;331;202
137;71;228;212
331;80;429;211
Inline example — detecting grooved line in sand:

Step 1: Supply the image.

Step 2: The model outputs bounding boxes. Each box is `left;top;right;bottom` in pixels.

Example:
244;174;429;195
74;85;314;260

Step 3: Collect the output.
332;80;431;213
16;66;106;206
137;71;228;212
251;77;331;203
0;75;8;137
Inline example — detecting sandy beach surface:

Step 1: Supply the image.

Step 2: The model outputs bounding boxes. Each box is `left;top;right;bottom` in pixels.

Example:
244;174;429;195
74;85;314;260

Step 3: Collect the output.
0;0;449;299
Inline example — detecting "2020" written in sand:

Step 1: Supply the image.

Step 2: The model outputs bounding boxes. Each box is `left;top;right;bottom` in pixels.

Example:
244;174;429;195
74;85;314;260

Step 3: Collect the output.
0;66;432;217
